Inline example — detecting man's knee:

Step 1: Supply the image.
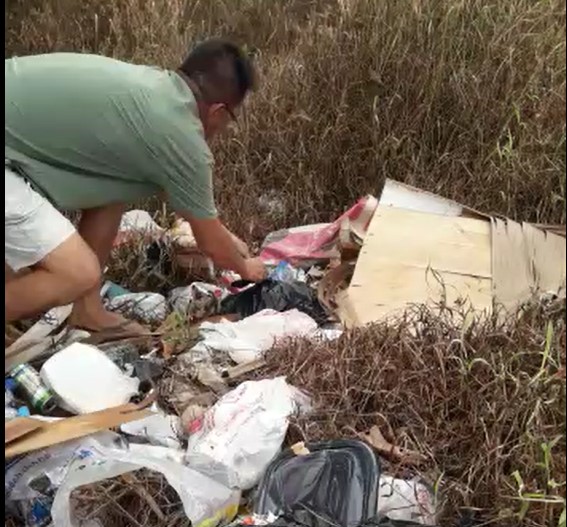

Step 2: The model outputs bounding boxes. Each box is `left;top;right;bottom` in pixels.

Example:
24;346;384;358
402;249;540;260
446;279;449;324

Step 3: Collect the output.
66;251;101;297
41;233;102;303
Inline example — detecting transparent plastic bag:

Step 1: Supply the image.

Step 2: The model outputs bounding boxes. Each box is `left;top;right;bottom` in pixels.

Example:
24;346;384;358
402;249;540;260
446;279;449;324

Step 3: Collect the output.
51;441;240;527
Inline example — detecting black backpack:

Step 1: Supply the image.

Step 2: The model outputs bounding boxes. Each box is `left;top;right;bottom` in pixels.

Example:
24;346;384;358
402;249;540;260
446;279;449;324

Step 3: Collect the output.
250;439;436;527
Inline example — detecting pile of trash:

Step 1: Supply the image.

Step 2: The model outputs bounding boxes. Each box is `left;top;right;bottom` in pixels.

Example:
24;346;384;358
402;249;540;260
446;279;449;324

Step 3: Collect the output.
5;191;440;527
7;180;564;526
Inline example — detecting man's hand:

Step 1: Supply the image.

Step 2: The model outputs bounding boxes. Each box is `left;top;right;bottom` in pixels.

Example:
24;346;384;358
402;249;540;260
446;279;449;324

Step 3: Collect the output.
241;257;268;282
180;214;255;277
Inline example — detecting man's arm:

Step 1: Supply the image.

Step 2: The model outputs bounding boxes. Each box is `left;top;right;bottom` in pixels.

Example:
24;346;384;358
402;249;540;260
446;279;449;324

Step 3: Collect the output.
222;224;250;258
179;213;265;281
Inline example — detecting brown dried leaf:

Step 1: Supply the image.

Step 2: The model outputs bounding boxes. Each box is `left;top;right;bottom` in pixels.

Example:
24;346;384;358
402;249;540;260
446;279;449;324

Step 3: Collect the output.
361;425;426;466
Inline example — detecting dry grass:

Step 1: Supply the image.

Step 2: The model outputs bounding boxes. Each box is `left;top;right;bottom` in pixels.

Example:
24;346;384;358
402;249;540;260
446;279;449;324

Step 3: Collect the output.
5;0;566;239
4;0;566;526
265;303;567;526
71;470;191;527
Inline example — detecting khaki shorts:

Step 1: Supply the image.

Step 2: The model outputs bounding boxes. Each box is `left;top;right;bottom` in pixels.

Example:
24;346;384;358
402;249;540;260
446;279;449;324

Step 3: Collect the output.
5;165;76;271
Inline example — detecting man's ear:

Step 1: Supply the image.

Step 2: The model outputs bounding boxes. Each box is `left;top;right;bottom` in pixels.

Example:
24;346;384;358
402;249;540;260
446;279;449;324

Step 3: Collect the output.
209;102;225;114
207;103;225;117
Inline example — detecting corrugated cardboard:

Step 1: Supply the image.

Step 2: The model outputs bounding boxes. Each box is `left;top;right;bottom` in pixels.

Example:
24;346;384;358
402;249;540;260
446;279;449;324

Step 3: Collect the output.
340;180;566;327
5;393;156;458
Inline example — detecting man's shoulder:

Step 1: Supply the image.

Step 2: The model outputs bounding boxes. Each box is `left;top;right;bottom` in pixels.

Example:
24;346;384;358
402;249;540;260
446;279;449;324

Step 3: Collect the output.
6;52;130;68
142;74;213;163
5;52;159;94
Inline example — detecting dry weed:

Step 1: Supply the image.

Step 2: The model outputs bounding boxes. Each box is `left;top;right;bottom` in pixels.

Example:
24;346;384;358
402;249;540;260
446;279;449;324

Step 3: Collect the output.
264;304;567;527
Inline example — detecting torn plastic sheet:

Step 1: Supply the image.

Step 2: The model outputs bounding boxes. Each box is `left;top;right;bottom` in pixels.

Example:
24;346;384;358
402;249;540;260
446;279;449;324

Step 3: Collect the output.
120;406;183;450
249;440;438;527
5;433;119;526
106;291;169;324
50;439;240;527
169;282;228;320
260;196;378;266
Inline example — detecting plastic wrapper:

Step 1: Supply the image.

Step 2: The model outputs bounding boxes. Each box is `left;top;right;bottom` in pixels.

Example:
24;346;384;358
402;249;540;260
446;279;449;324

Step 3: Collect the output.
106;291;168;323
253;440;381;527
220;280;328;324
185;377;310;490
269;262;307;283
114;210;164;247
169;282;227;319
378;476;438;525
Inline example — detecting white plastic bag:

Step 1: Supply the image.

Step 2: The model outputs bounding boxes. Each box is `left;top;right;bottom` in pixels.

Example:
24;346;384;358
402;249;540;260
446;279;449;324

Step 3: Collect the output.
190;309;318;364
185;377;309;490
40;343;139;414
378;475;438;525
107;291;168;323
51;441;240;527
115;210;164;247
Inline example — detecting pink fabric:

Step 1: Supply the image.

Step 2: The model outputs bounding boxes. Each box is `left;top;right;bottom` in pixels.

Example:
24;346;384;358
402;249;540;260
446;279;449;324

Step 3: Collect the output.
260;196;376;265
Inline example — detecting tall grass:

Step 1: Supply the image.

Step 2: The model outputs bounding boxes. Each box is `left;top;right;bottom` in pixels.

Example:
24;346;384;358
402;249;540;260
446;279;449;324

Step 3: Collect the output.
5;0;566;241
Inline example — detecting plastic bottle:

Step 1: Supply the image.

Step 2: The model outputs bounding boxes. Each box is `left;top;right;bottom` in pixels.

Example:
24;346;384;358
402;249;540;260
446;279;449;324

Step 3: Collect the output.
269;261;306;283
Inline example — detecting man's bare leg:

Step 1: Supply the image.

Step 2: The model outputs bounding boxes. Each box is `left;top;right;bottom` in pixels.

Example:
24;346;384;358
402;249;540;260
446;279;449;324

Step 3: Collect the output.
5;234;100;322
69;203;146;332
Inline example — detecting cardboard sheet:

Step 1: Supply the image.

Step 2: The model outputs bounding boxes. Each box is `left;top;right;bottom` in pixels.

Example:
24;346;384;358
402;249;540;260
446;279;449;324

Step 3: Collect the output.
341;179;566;327
345;206;493;326
492;218;566;311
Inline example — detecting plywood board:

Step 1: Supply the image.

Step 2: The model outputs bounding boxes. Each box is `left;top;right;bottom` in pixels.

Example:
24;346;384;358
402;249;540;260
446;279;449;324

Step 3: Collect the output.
345;206;493;326
358;207;491;278
5;402;153;458
343;180;566;327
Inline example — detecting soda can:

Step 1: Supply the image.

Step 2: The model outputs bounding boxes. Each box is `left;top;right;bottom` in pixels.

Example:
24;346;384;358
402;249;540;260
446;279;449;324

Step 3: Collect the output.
10;364;57;414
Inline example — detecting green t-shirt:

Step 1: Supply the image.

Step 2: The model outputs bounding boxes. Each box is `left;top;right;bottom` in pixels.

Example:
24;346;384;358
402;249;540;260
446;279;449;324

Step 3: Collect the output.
5;53;217;218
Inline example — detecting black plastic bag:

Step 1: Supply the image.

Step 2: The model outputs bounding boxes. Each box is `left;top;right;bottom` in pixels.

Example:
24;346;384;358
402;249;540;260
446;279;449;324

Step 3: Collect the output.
220;279;328;324
253;440;381;527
